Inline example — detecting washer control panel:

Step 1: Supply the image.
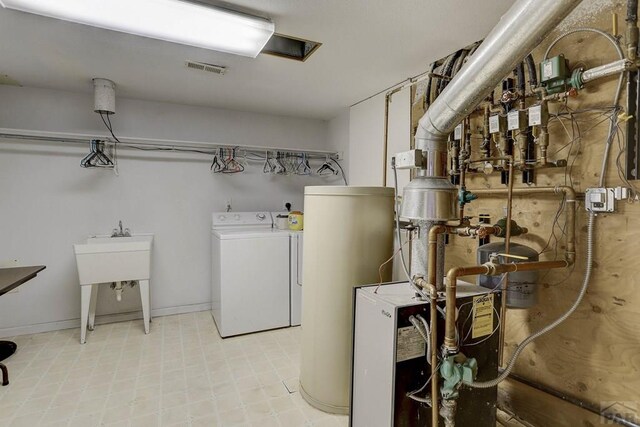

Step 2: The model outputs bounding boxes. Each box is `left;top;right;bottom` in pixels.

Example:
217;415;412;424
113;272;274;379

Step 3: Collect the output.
212;212;273;228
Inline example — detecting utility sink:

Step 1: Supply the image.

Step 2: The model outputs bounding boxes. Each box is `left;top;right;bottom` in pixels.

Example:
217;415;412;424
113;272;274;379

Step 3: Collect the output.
73;235;153;285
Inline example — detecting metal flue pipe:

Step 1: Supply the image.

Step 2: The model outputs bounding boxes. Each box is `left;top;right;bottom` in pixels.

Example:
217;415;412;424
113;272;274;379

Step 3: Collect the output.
415;0;583;150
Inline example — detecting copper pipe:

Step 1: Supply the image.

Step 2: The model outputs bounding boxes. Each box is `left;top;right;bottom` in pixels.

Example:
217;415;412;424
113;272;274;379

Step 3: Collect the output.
482;104;491;158
448;225;499;238
464;154;515;364
491;259;568;274
471;186;576;264
426;223;500;292
458;132;469;222
415;278;439;427
429;223;499;351
444;259;569;353
500;158;515;365
444;265;490;351
538;101;550;166
427;225;448;291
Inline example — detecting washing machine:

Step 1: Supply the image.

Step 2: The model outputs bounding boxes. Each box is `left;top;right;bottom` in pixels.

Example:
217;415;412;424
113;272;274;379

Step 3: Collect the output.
211;212;291;337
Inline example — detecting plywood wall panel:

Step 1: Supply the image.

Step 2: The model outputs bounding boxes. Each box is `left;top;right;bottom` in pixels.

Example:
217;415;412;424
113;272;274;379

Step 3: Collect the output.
410;2;640;424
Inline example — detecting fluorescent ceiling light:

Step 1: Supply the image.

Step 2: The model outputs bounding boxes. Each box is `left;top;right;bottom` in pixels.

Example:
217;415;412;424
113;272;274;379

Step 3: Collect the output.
0;0;275;58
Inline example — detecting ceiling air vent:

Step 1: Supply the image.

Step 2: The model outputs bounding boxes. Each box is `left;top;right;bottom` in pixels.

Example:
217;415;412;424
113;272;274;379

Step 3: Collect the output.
261;34;321;62
185;61;227;75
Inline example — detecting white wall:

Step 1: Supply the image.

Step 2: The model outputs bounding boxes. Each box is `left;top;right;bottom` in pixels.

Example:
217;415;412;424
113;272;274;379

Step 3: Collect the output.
348;93;385;186
385;88;412;190
327;108;350;182
347;88;411;187
345;87;413;280
0;86;337;337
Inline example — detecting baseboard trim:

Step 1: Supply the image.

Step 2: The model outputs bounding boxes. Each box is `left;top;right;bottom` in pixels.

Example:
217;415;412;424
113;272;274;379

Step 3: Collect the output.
0;302;212;338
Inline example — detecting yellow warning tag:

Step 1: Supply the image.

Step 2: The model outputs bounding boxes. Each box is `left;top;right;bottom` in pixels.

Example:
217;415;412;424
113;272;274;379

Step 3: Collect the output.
472;293;494;339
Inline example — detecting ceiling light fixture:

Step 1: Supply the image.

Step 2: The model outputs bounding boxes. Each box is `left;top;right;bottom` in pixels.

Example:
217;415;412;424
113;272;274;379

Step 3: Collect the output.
0;0;275;58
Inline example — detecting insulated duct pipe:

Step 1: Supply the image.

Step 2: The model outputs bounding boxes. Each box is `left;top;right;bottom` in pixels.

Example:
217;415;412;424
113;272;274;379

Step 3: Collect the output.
415;0;583;151
581;58;632;84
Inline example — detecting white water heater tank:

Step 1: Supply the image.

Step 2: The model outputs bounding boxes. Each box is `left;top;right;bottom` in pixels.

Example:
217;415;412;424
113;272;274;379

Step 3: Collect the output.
300;186;394;414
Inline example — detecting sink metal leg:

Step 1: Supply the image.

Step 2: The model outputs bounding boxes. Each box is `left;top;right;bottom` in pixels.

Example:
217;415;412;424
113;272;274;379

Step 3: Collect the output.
0;363;8;386
80;285;92;344
88;284;98;331
139;280;150;334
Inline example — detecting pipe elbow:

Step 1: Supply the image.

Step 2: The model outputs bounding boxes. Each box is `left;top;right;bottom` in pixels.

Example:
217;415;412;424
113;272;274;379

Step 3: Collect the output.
415;277;438;298
555;185;576;202
416;110;448;144
428;224;447;243
446;267;463;286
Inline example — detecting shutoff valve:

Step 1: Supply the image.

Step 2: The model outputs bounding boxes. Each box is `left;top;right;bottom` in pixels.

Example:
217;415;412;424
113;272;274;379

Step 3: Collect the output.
440;353;478;399
458;187;477;206
485;252;529;275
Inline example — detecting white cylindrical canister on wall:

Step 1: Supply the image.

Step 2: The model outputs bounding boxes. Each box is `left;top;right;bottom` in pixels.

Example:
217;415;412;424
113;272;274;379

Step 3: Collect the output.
93;78;116;115
300;186;394;414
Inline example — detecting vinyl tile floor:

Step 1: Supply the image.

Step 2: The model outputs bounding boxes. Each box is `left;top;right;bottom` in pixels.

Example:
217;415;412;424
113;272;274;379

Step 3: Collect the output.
0;311;349;427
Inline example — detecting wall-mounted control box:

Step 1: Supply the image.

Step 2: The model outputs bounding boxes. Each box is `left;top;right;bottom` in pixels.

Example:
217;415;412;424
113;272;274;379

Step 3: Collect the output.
585;187;629;213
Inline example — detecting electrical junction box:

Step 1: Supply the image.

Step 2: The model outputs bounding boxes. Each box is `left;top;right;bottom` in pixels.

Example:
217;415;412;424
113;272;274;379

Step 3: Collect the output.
351;282;501;427
394;149;424;170
540;55;570;94
586;188;613;212
585;187;629;212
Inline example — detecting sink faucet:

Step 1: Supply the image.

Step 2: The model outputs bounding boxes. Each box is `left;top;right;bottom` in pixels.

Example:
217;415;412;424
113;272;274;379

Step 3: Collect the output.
111;220;131;237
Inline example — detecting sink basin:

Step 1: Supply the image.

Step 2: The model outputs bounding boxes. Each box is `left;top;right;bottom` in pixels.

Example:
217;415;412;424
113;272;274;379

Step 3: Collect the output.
73;235;153;285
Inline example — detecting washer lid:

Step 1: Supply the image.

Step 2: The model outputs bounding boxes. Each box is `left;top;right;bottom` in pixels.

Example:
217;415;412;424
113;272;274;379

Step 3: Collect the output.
212;212;273;229
212;228;290;240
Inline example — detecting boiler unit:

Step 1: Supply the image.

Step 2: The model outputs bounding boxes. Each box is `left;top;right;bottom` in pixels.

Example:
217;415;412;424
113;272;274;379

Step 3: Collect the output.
351;282;501;427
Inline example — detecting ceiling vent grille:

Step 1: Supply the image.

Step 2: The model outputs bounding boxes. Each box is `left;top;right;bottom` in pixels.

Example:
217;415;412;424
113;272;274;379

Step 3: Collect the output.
185;61;227;75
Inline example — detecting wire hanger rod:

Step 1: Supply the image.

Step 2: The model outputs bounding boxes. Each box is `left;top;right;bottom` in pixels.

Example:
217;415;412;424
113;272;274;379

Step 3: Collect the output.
0;128;341;159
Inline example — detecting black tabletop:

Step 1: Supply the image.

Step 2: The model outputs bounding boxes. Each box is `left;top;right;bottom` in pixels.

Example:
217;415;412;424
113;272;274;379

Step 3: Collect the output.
0;266;46;296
